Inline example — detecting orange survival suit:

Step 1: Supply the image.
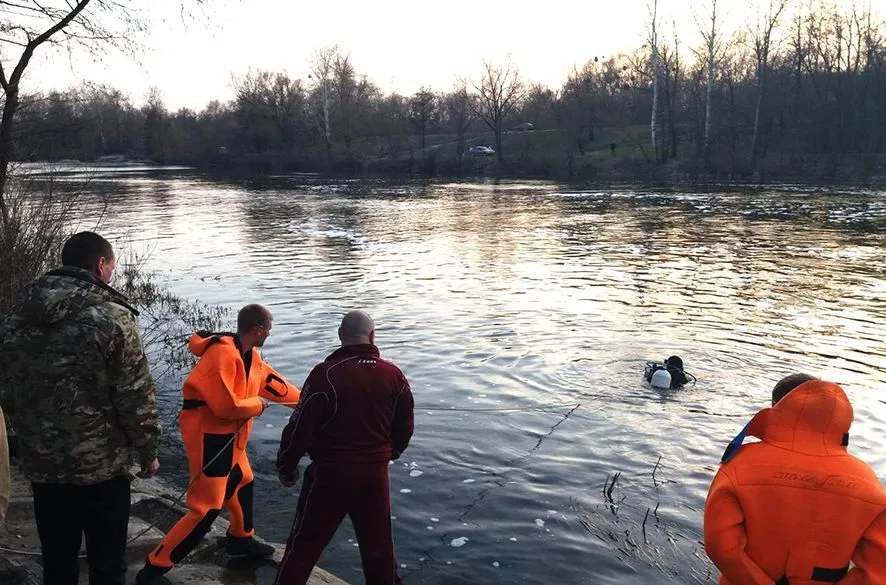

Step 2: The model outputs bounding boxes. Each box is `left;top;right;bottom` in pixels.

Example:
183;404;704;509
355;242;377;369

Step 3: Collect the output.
704;380;886;585
145;332;300;572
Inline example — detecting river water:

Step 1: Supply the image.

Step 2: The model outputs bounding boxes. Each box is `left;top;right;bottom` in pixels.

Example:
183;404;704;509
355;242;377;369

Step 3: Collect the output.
36;166;886;584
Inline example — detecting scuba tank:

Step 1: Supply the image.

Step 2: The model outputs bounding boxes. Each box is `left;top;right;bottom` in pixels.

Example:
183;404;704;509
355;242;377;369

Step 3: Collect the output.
650;368;672;389
644;356;694;389
644;362;673;388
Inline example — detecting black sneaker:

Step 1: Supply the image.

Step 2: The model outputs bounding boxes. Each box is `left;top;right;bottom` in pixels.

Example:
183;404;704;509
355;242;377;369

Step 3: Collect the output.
134;562;171;585
225;535;275;558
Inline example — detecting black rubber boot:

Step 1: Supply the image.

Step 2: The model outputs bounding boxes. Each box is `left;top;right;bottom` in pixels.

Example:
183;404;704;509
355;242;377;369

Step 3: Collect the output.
225;535;275;558
134;562;171;585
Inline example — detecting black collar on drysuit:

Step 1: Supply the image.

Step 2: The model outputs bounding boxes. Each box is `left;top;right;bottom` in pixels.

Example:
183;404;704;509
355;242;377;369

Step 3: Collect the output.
196;331;255;379
241;345;254;379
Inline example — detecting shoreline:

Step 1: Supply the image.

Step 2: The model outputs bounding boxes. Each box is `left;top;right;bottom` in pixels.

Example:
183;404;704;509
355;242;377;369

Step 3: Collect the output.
0;464;348;585
13;158;886;191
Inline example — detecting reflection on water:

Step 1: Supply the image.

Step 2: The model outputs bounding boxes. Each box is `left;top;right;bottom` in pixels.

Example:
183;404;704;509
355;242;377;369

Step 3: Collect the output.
41;166;886;585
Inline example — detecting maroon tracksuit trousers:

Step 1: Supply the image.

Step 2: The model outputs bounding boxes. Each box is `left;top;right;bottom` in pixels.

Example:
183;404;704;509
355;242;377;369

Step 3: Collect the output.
275;462;401;585
275;343;413;585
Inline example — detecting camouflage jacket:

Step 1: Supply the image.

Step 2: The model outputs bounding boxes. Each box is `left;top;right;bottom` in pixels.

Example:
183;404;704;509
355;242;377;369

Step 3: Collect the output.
0;266;160;485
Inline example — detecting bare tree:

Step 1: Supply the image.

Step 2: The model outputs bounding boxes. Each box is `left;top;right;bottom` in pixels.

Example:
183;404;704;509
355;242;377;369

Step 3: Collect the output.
442;79;477;165
307;45;339;163
232;70;307;154
473;58;525;165
142;86;167;162
750;0;790;167
327;51;376;157
331;52;356;153
0;1;206;231
374;93;410;157
697;0;723;167
559;63;602;155
648;0;661;162
409;87;438;160
659;26;682;162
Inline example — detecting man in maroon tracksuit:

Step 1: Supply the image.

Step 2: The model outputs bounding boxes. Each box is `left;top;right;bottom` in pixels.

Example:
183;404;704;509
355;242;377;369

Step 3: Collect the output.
275;310;414;585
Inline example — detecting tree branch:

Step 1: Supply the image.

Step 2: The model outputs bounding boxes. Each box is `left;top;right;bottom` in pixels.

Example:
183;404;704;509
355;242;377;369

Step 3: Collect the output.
33;0;91;47
0;1;52;16
0;61;9;92
9;0;92;86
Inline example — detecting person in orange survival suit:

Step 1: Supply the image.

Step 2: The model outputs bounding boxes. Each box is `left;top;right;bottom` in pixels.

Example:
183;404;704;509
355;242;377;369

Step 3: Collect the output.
704;373;886;585
136;304;300;585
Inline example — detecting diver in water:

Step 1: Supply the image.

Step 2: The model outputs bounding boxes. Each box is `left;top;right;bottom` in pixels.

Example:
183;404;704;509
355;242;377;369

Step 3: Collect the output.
644;355;694;388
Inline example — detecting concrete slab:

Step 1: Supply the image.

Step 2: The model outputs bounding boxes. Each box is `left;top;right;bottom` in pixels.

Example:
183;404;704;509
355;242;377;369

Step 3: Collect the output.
0;468;348;585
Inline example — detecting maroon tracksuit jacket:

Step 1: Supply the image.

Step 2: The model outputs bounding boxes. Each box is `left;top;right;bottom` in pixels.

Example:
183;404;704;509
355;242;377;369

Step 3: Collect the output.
275;343;414;585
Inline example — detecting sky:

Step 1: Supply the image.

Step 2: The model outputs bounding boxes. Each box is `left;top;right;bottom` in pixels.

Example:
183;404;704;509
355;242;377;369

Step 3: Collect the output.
13;0;871;110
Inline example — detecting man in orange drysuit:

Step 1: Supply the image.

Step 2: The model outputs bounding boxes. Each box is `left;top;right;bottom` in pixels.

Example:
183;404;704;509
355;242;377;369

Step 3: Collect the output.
704;373;886;585
136;304;300;585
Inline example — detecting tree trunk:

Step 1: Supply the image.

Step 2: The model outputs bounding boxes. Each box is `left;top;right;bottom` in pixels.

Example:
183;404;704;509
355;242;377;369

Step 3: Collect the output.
0;86;20;230
704;6;716;168
670;48;680;159
650;0;660;164
495;119;503;166
751;65;765;167
322;82;332;163
0;0;92;228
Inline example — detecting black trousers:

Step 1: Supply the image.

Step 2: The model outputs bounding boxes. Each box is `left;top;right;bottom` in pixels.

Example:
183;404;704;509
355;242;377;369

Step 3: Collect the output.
32;475;131;585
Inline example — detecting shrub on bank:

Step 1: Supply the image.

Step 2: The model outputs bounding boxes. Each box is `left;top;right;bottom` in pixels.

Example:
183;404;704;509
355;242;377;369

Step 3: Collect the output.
0;172;226;379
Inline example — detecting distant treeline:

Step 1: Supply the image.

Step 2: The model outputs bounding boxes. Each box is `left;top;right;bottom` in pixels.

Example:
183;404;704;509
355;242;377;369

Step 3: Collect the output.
10;1;886;183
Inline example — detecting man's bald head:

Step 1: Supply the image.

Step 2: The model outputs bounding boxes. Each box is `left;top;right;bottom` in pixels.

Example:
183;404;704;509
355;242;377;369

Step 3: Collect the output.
338;310;375;346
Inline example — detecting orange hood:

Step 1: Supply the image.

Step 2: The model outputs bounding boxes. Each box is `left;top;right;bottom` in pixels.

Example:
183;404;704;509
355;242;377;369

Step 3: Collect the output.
722;380;853;461
187;331;239;358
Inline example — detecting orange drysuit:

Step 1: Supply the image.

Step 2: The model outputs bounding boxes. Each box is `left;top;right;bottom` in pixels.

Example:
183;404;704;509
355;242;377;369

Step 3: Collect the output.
704;380;886;585
145;332;300;570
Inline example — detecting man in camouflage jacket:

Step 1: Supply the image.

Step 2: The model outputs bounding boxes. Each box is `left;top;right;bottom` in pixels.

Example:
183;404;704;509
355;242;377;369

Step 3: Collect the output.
0;231;161;585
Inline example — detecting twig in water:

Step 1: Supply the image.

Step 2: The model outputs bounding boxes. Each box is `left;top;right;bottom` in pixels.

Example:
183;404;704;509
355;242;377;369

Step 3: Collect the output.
642;507;650;544
652;455;662;487
606;472;621;502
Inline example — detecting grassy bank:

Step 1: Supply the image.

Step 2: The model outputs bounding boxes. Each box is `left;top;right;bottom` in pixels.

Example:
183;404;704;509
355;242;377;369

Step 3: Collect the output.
195;126;886;188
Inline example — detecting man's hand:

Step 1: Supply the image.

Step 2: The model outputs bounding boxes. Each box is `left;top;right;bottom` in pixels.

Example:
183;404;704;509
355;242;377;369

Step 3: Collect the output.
136;458;160;479
279;468;299;487
259;397;271;414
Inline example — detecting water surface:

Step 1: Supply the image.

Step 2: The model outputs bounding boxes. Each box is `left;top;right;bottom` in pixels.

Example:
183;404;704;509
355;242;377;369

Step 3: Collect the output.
37;166;886;584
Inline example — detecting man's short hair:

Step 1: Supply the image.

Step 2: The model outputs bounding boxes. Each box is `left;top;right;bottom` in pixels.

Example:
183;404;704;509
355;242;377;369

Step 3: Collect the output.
772;373;819;405
61;231;114;271
237;304;271;333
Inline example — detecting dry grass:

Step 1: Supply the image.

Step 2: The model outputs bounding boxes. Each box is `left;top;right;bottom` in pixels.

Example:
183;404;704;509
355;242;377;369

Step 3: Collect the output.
0;171;86;315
